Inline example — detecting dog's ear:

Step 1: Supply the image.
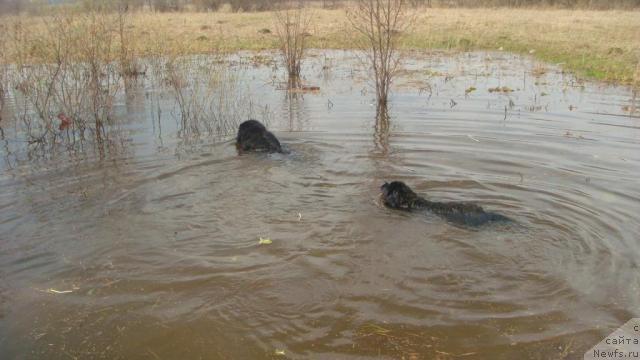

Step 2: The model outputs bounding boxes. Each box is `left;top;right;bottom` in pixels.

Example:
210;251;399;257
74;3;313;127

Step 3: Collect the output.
381;182;389;190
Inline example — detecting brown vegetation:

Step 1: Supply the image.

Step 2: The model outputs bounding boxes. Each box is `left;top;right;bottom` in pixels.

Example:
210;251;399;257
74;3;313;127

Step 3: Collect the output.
349;0;411;106
8;12;122;146
158;53;247;138
5;7;635;84
274;2;313;82
1;3;252;148
1;0;639;14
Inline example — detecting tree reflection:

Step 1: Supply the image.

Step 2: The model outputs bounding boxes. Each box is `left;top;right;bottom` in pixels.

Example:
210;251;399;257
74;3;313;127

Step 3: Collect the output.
373;103;390;156
283;77;309;132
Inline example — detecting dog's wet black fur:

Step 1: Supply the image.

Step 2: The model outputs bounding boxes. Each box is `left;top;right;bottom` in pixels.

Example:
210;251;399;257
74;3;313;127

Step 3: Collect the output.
381;181;510;227
236;120;282;153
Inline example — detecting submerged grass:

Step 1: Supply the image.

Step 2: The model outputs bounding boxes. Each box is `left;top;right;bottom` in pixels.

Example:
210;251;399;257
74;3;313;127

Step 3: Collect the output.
2;8;639;84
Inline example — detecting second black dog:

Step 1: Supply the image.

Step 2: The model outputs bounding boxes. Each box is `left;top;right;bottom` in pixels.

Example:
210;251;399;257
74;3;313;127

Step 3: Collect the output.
381;181;510;227
236;119;282;153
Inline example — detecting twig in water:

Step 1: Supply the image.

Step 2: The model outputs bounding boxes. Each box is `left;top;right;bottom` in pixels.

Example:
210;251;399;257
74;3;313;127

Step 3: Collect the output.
47;289;74;294
36;287;77;294
147;349;161;360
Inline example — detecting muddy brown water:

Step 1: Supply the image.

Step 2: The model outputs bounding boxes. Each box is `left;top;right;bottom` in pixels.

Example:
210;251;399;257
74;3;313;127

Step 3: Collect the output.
0;50;639;359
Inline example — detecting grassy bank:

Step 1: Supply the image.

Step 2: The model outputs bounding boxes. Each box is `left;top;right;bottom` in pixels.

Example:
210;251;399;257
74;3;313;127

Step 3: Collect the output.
3;8;639;85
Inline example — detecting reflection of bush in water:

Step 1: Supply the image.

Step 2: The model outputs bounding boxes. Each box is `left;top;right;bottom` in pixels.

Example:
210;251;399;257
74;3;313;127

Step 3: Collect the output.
0;54;5;107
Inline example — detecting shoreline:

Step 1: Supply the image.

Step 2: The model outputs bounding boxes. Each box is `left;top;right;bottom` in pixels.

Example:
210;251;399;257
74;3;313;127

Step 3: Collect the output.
1;8;639;85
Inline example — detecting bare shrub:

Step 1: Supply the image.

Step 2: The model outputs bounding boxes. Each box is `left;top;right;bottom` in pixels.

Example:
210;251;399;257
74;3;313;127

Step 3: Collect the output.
160;54;249;139
117;5;143;77
348;0;410;106
9;17;67;142
141;15;254;139
79;13;121;134
7;11;122;146
274;1;313;84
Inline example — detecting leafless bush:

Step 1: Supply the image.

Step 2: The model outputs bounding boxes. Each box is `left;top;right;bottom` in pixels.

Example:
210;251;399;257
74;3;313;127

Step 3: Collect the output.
161;55;249;138
348;0;410;106
274;2;313;84
7;11;122;146
79;13;121;134
117;5;143;77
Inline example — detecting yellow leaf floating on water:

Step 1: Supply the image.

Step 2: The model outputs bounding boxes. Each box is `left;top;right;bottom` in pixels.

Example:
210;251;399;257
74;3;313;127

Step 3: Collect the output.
275;349;285;356
258;237;272;245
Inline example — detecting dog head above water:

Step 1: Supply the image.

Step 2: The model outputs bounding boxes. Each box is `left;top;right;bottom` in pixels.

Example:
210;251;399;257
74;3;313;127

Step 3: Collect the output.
236;119;282;153
381;181;419;209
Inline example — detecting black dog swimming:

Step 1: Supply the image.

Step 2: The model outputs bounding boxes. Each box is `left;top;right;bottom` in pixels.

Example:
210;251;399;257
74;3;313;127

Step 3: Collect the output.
236;119;282;153
381;181;510;227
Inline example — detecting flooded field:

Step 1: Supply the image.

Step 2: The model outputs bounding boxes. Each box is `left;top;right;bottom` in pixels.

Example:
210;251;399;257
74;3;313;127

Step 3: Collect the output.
0;50;639;359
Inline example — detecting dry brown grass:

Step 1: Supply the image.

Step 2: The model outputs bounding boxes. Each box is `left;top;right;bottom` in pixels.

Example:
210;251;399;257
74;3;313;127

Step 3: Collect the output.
406;8;640;84
3;8;639;84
